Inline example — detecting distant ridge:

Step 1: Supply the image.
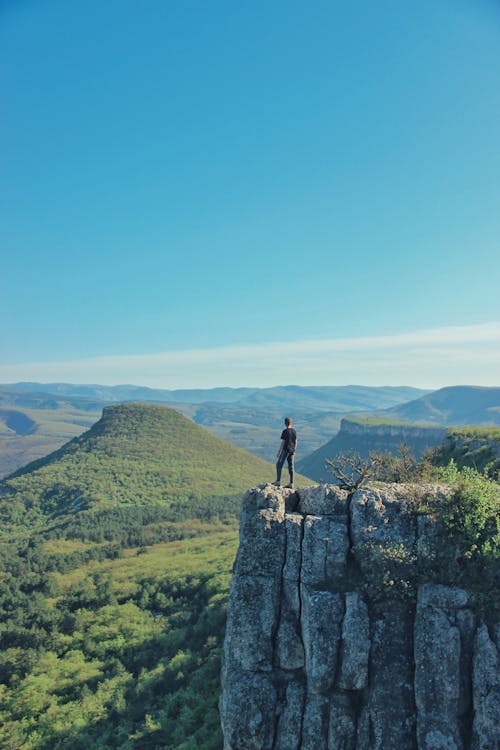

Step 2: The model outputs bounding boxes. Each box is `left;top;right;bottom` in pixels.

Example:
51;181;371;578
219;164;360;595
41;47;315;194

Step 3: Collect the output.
8;382;429;410
382;385;500;426
296;386;500;481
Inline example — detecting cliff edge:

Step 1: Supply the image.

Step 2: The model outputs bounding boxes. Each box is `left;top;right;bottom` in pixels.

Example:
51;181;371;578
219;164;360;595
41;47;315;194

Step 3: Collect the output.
220;484;499;750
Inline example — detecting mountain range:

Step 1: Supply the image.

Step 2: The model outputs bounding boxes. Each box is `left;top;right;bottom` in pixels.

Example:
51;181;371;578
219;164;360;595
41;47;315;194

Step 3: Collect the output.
7;382;428;410
1;392;498;749
382;385;500;425
1;383;499;479
0;383;428;476
296;386;500;481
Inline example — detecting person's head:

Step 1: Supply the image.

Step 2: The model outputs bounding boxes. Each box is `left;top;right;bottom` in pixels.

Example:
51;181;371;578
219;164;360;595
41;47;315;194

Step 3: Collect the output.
284;417;292;427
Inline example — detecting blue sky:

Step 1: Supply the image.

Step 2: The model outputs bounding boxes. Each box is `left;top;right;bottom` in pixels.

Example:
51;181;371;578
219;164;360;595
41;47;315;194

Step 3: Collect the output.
1;0;499;388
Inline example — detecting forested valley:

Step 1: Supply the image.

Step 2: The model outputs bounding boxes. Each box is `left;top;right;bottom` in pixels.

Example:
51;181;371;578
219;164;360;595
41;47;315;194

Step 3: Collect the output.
0;404;276;749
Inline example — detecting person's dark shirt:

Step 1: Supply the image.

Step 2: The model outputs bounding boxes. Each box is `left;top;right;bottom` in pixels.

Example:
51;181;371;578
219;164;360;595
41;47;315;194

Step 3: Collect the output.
281;427;297;453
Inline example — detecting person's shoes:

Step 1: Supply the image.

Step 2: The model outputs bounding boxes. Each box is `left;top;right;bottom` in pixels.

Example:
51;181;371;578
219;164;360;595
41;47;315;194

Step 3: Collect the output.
272;481;281;487
286;483;294;489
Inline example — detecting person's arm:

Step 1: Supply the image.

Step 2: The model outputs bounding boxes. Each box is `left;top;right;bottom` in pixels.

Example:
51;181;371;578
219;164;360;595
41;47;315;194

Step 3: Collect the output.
277;438;285;458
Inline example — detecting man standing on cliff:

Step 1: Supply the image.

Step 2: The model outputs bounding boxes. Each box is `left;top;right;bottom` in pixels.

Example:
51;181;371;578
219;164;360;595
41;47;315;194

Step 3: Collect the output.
274;416;298;488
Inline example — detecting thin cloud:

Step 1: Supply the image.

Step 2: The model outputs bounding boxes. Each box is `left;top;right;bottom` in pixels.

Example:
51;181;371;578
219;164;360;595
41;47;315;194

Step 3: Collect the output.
1;322;499;389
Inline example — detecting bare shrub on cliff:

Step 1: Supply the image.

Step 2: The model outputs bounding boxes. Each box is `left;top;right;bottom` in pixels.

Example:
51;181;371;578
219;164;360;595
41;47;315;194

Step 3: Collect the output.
325;451;381;492
370;442;418;483
370;442;443;484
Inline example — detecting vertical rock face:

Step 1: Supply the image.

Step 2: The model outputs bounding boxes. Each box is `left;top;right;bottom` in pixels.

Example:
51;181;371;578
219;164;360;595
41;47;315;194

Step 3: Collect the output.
220;484;500;750
414;585;476;750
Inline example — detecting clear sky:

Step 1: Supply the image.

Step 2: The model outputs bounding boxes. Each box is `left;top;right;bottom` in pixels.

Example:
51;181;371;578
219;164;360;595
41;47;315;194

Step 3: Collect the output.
1;0;499;388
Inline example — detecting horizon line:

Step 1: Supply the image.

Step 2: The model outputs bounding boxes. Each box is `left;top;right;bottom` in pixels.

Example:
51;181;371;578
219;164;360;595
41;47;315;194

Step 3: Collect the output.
1;321;499;390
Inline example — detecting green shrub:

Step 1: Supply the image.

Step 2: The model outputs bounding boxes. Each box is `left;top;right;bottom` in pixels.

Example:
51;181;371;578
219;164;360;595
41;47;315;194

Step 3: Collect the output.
430;461;500;618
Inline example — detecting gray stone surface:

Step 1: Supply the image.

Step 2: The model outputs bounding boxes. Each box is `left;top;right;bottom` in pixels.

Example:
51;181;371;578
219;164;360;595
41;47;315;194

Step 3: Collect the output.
355;706;371;750
338;592;370;690
220;672;277;750
297;484;349;516
301;513;350;587
274;681;305;750
368;599;416;749
220;484;500;750
350;486;417;573
328;691;357;749
223;575;280;672
472;625;500;750
235;506;286;577
414;584;472;750
301;586;344;694
276;579;304;670
302;693;330;750
241;484;287;513
283;513;303;581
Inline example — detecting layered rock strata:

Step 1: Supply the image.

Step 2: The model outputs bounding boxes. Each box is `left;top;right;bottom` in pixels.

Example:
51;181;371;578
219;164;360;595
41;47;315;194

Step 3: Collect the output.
220;484;500;750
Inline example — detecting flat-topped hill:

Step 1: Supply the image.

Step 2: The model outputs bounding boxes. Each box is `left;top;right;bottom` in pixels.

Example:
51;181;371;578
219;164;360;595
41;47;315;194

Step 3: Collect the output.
1;403;289;535
297;417;447;482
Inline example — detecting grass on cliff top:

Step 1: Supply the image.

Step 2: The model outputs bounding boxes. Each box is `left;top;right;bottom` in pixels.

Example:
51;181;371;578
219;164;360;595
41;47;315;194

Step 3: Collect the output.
447;426;500;441
345;415;435;428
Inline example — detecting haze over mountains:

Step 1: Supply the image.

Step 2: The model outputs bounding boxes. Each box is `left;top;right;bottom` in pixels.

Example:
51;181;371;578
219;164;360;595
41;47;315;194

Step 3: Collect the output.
1;383;500;478
7;382;428;410
0;383;427;476
382;385;500;425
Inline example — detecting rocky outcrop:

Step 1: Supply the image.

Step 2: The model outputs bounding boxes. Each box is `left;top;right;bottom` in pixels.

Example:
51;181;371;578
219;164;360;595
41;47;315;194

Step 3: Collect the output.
220;484;500;750
297;420;448;482
340;418;447;442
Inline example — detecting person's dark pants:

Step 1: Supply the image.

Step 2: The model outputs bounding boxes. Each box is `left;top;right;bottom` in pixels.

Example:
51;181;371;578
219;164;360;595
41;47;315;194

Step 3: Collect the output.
276;449;294;485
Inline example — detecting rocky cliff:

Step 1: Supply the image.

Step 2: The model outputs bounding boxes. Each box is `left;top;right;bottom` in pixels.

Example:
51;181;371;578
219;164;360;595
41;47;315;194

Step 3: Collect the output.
220;484;499;750
339;419;447;441
297;420;447;482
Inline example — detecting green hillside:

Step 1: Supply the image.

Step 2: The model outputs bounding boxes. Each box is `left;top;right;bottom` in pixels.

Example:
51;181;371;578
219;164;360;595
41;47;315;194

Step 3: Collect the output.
1;403;312;749
431;427;500;480
0;395;102;478
0;383;428;477
1;403;289;538
0;523;239;749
